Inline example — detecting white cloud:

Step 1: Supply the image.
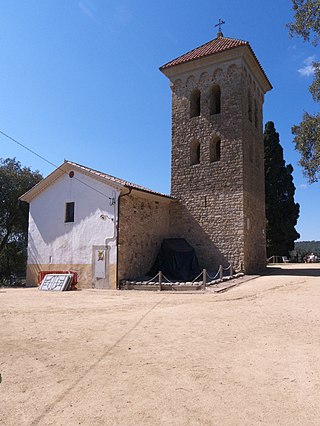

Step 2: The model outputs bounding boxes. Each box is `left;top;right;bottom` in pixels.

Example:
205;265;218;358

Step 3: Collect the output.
78;1;95;20
298;55;317;77
299;184;307;189
298;65;315;76
304;55;316;65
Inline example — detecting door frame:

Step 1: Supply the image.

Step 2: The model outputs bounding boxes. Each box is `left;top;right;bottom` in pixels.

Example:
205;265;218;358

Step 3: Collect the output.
92;245;110;289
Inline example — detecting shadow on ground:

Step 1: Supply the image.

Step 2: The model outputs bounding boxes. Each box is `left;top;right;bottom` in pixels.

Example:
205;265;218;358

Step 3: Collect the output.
266;266;320;277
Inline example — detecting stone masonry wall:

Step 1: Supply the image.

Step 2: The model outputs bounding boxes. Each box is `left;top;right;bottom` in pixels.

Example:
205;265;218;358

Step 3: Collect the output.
242;68;267;271
169;61;246;272
168;58;267;273
118;191;171;280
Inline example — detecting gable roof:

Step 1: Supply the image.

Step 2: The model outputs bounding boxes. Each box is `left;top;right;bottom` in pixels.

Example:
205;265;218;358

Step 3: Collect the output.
161;36;247;69
67;161;174;199
160;35;272;90
20;160;174;203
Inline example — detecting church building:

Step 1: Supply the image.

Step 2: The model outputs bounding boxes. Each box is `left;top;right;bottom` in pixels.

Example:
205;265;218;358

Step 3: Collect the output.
20;29;272;289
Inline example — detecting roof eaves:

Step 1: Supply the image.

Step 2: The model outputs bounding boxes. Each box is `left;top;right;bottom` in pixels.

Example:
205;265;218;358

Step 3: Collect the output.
19;166;66;202
160;38;218;70
246;44;272;90
123;183;175;200
159;36;272;91
160;44;245;71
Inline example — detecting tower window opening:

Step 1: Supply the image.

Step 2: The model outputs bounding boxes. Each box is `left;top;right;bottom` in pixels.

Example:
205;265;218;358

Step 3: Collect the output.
190;139;200;165
190;89;201;117
209;85;221;115
210;137;221;162
254;99;258;128
249;145;253;163
248;89;252;122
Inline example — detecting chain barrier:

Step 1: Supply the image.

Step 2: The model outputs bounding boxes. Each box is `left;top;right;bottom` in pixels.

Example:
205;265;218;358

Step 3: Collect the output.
145;272;160;284
161;274;175;284
191;270;204;283
206;265;222;281
127;263;237;288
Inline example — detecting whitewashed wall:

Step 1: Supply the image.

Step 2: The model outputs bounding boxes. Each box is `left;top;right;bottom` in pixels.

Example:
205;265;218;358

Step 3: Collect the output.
27;170;119;283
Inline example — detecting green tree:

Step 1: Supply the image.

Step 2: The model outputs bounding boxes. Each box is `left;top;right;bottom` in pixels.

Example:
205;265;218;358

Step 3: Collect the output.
264;122;300;257
0;158;42;278
287;0;320;182
292;112;320;183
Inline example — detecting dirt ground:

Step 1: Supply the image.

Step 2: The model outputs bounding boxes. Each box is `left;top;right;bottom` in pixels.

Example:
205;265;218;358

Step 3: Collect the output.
1;264;320;426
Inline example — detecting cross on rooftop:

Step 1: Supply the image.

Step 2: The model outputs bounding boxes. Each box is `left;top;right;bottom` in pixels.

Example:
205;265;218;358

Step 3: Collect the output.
215;18;225;37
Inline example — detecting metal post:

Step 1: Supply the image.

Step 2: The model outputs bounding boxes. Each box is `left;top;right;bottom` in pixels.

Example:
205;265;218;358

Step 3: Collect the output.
230;264;233;277
202;269;207;290
219;265;223;280
159;271;162;291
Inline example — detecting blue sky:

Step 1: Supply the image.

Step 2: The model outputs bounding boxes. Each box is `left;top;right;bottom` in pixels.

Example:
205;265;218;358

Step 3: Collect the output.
0;1;319;241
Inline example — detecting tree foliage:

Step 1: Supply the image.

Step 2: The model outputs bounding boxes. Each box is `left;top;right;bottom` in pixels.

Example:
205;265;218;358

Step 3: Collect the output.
0;158;42;278
264;122;300;257
287;0;320;45
291;240;320;261
292;112;320;183
288;0;320;182
309;62;320;101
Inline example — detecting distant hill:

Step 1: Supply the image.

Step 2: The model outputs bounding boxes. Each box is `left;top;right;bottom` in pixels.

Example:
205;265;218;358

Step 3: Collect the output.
291;241;320;261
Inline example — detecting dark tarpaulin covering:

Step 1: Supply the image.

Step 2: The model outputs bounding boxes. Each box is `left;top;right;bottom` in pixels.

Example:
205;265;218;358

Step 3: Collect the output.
148;238;200;281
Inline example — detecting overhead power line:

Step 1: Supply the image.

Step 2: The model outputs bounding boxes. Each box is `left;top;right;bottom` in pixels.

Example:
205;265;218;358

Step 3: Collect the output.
0;129;115;202
0;130;58;169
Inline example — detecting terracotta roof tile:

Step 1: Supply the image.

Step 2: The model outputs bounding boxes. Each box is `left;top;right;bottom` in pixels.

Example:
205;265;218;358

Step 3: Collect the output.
160;35;272;90
160;36;248;69
66;161;174;200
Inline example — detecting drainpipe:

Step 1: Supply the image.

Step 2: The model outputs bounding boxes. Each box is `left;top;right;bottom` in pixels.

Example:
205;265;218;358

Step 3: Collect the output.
115;187;132;289
104;190;117;247
99;189;119;290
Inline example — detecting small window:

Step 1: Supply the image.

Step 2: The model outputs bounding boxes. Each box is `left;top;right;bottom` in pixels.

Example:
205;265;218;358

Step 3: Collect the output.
209;85;221;115
65;202;75;223
210;137;221;162
190;89;201;117
190;140;200;165
248;89;252;122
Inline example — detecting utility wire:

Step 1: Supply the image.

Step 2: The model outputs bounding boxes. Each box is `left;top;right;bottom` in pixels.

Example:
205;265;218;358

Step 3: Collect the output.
0;130;58;169
0;129;115;202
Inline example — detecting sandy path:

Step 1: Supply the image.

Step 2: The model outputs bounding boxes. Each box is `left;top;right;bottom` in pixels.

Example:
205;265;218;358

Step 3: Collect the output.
1;264;320;425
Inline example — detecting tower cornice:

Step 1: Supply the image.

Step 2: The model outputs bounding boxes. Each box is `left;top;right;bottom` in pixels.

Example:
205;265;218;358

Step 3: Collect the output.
160;36;272;94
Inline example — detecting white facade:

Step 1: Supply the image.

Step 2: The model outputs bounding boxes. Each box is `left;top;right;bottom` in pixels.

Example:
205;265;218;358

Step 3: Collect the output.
21;160;173;289
23;165;120;288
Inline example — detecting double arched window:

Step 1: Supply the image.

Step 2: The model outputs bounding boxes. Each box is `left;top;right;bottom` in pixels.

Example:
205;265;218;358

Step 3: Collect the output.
190;136;221;166
190;85;221;118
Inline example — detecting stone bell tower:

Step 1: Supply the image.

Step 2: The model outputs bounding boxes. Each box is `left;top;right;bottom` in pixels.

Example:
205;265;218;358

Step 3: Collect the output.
160;28;272;273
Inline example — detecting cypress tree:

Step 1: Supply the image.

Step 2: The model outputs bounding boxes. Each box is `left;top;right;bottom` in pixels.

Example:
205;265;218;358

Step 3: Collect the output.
264;122;300;257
